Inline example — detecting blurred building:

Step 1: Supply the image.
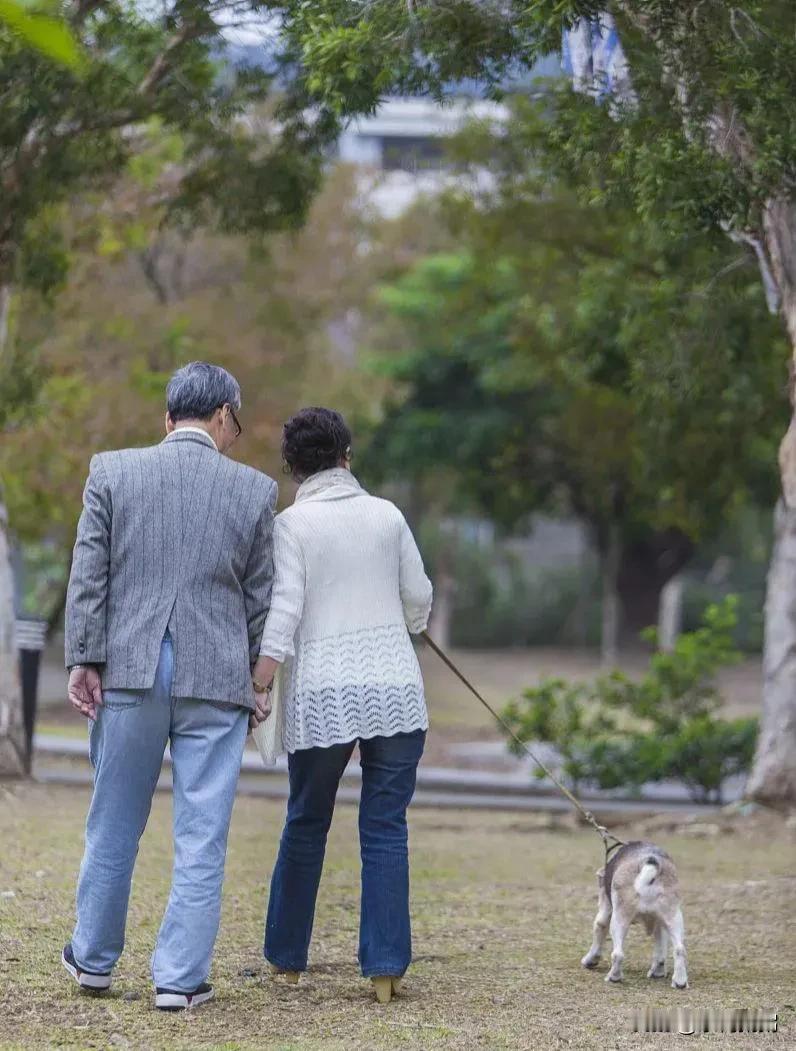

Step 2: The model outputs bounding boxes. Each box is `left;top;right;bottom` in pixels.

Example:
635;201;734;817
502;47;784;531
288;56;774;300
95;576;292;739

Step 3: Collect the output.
335;97;506;217
329;54;562;216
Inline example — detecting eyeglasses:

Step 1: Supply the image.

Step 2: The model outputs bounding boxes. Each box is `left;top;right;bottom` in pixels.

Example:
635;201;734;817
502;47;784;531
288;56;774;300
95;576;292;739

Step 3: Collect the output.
227;406;242;440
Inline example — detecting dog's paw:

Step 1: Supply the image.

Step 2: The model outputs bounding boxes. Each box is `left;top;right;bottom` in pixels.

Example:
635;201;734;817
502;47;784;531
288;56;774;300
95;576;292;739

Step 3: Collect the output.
647;965;666;980
581;954;600;970
605;972;623;984
671;978;688;990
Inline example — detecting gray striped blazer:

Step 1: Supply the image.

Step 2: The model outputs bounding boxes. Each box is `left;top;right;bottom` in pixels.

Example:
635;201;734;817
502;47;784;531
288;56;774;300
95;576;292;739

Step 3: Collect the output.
65;429;277;709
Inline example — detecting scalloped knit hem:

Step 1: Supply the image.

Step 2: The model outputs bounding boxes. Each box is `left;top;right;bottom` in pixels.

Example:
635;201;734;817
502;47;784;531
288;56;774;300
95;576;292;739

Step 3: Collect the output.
287;718;429;754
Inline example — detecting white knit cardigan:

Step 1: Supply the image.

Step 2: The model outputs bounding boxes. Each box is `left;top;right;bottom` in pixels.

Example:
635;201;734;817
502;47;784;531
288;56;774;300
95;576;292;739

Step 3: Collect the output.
259;467;433;751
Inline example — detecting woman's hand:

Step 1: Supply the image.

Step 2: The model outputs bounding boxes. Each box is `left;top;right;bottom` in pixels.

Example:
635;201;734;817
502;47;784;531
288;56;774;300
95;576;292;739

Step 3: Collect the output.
252;655;279;693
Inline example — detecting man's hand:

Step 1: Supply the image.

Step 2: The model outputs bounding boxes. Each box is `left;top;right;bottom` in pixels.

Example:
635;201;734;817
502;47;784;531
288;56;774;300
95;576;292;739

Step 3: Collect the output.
248;691;272;732
68;665;104;721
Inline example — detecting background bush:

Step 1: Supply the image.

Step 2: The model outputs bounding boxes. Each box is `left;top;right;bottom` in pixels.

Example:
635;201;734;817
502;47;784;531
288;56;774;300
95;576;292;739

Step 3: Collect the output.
501;596;758;803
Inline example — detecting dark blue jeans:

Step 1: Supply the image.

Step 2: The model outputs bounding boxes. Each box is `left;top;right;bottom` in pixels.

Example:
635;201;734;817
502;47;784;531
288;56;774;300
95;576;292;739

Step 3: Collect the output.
264;729;425;977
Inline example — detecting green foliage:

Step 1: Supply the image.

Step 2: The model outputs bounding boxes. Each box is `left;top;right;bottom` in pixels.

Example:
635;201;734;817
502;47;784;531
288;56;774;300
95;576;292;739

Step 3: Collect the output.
18;206;70;296
279;2;796;241
0;0;84;68
633;597;744;729
0;372;93;541
279;0;588;114
18;539;69;620
501;596;757;802
683;582;766;654
0;339;42;430
362;94;786;555
658;715;759;804
0;1;329;301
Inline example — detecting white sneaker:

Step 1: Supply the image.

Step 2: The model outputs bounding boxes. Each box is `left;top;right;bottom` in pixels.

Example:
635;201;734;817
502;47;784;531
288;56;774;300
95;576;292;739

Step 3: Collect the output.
155;982;215;1011
62;943;112;992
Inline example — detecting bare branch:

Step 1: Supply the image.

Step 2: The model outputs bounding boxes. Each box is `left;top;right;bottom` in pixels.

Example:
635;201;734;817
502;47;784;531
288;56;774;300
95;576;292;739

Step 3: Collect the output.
724;224;781;314
730;7;774;43
729;9;751;52
693;253;750;298
137;21;206;99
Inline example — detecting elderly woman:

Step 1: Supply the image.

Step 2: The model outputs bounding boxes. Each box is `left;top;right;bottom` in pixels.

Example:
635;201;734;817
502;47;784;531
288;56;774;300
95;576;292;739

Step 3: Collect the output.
254;407;432;1004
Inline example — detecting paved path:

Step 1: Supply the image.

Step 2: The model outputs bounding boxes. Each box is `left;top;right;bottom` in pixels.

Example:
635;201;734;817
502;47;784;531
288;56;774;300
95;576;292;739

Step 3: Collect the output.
34;735;733;815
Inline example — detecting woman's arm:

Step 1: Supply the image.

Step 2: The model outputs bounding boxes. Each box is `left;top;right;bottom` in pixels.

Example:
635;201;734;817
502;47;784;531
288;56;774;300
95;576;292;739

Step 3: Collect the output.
398;513;433;634
258;517;306;666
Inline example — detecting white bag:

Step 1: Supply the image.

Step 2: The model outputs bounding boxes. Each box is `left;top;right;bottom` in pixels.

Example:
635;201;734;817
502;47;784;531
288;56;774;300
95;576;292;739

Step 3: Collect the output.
252;664;286;766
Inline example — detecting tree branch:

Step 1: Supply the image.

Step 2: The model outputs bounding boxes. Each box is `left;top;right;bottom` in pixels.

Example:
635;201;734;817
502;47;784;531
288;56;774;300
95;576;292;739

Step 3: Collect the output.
691;253;750;298
724;224;781;314
2;12;210;201
137;21;207;99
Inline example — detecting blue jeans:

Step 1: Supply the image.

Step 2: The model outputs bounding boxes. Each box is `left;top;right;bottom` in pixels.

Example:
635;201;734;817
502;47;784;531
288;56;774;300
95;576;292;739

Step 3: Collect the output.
264;729;425;977
71;635;248;991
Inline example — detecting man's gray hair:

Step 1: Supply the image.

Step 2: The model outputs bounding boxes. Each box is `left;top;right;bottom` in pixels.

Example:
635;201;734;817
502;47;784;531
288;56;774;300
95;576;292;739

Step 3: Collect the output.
167;362;241;422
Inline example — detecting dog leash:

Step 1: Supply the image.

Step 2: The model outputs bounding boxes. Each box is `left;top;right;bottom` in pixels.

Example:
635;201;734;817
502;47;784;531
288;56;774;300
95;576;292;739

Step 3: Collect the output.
421;631;625;863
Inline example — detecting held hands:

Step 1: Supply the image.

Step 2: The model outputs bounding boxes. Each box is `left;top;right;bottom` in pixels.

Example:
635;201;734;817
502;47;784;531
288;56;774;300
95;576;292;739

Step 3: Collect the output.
68;665;104;721
248;692;272;733
249;655;278;732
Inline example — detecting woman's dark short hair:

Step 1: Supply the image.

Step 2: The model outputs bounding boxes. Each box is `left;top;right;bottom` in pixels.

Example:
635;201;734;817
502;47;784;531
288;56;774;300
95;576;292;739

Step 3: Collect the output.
282;408;352;482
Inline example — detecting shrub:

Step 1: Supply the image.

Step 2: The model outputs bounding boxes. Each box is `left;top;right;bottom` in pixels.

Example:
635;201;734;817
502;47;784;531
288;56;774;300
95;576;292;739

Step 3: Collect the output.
501;596;757;803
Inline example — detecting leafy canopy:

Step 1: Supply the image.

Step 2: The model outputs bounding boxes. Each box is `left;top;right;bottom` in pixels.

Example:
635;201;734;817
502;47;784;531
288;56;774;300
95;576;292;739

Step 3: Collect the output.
363;94;786;543
0;0;332;293
278;2;796;252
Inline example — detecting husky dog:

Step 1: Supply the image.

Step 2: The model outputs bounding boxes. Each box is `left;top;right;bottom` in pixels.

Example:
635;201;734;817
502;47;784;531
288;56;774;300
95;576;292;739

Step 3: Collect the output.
581;840;688;989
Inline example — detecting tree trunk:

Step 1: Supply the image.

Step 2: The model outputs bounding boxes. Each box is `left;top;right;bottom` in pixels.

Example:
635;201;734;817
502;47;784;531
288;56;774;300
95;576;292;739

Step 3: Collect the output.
428;569;455;650
0;283;11;359
0;495;25;776
747;499;796;805
746;199;796;805
598;2;796;803
428;520;456;650
615;529;694;649
600;522;621;667
658;574;685;652
0;271;26;776
563;539;595;646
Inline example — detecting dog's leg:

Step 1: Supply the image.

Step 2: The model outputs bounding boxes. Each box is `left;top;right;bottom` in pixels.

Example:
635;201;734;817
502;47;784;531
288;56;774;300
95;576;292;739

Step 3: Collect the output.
646;922;668;979
581;889;611;970
663;907;688;989
605;902;631;984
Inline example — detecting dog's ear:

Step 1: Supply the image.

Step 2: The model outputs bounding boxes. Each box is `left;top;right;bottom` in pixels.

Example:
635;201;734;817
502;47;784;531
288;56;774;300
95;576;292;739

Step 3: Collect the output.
596;869;605;887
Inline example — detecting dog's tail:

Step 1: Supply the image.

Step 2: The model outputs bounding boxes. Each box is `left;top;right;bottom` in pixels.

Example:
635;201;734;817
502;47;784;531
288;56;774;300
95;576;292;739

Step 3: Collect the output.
633;855;661;893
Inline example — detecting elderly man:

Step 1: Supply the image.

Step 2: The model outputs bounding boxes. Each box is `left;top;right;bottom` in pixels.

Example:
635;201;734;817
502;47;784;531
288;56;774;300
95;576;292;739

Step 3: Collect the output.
62;362;277;1010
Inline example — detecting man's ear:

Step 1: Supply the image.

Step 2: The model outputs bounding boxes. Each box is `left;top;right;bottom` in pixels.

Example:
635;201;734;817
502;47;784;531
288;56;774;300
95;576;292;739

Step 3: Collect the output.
165;412;175;434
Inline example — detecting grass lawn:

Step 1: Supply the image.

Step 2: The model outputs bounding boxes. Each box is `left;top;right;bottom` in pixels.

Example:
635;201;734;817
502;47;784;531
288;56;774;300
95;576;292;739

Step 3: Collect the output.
0;783;794;1050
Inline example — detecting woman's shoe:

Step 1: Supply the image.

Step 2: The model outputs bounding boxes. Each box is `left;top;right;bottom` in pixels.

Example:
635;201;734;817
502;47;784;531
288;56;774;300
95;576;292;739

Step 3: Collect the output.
269;963;300;984
371;976;402;1003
